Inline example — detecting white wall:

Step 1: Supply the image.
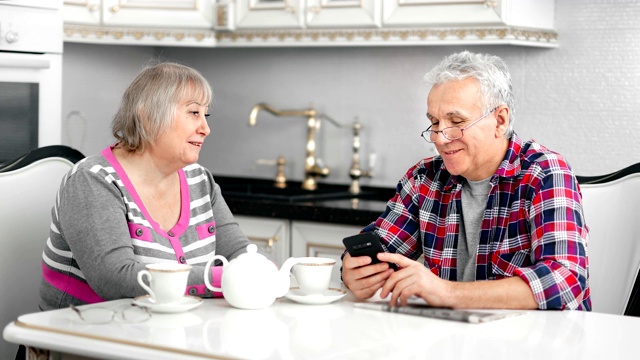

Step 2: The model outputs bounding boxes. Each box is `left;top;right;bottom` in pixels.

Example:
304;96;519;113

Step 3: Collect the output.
62;0;640;187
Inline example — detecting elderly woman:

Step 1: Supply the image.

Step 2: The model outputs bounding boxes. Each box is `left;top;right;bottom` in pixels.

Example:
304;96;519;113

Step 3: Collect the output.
39;62;252;311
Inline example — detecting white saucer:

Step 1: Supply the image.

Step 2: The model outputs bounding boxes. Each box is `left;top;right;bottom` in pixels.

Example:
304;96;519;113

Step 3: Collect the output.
284;287;347;305
133;295;203;314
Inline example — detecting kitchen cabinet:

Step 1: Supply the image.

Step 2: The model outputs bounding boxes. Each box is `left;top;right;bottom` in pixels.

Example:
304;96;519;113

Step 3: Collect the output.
229;0;304;29
215;0;557;48
234;215;361;285
291;220;361;284
234;215;290;267
305;0;380;29
222;0;379;30
63;0;216;46
383;0;554;28
101;0;214;29
63;0;101;25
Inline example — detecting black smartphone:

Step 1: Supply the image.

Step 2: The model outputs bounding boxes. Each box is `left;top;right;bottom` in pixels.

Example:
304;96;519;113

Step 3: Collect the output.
342;232;398;271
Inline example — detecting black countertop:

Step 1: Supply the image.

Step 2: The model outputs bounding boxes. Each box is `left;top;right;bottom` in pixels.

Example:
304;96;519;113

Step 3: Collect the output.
213;176;395;227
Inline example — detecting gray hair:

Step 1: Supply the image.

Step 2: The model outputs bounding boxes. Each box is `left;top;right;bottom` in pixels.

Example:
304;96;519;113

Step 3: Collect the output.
112;62;212;152
423;51;515;137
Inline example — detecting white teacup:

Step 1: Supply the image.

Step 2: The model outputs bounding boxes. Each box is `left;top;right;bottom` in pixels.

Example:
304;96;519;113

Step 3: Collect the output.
137;263;192;304
291;257;336;296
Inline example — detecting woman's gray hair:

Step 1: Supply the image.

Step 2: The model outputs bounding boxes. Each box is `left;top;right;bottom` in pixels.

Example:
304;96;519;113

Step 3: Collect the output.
423;51;515;137
112;62;212;152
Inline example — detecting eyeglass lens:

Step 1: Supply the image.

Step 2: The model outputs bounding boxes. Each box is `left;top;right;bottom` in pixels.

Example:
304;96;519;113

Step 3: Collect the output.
71;304;151;324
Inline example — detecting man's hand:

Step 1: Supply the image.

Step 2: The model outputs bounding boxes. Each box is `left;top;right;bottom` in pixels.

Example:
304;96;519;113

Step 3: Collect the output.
377;252;450;307
341;253;395;299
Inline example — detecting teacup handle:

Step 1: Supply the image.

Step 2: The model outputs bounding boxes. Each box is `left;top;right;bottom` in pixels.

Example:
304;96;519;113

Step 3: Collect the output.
204;255;228;292
137;270;156;301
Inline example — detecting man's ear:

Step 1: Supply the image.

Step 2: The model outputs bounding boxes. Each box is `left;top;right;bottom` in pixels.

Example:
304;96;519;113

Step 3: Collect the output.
494;106;510;138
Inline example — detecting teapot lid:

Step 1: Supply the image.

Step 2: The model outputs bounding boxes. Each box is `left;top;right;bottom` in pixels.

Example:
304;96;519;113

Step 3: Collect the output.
238;244;264;260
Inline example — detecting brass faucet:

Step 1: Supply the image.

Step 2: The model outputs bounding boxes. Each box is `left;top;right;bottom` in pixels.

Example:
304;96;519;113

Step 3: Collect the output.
249;103;335;191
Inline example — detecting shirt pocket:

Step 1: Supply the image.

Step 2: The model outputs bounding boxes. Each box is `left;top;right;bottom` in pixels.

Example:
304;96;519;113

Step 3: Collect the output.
196;221;216;240
128;223;152;242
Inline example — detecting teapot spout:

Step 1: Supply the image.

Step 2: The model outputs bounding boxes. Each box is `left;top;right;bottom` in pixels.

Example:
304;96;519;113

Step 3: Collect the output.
276;257;300;298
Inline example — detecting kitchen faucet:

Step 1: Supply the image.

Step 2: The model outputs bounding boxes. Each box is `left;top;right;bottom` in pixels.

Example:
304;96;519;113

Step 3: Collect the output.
249;103;339;191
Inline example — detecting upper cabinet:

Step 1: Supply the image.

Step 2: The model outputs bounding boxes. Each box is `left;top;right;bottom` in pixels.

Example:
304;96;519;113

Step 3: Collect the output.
63;0;216;46
227;0;380;29
216;0;557;48
306;0;380;28
62;0;557;48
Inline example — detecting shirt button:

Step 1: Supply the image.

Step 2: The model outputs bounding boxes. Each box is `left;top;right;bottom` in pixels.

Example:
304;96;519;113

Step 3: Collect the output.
168;231;175;237
179;256;186;264
208;225;215;233
135;228;143;237
188;287;197;295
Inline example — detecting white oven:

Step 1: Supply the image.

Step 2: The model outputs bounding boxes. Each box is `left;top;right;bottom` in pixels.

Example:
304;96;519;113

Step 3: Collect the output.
0;0;63;163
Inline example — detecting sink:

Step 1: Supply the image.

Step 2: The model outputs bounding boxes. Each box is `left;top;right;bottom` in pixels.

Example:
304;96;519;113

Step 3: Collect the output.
214;176;392;204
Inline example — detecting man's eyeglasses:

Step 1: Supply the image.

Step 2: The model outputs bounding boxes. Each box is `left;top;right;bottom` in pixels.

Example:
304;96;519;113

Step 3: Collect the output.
70;303;152;324
421;107;498;143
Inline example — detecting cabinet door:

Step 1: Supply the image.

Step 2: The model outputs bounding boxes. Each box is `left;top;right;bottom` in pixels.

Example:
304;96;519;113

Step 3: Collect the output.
235;0;305;29
63;0;101;25
305;0;381;28
383;0;504;27
234;215;290;267
102;0;214;29
291;221;362;284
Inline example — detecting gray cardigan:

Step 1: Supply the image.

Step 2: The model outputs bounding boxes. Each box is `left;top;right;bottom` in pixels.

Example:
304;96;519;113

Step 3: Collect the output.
39;147;252;310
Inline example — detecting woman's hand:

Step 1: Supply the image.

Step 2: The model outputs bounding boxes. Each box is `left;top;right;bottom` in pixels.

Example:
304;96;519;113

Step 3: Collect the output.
341;253;395;299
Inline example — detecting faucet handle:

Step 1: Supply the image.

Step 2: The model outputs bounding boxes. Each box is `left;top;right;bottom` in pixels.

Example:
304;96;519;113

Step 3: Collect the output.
348;119;374;195
256;156;288;189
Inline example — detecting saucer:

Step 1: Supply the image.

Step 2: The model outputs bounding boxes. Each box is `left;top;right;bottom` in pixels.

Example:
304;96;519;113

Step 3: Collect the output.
133;295;203;313
284;287;347;305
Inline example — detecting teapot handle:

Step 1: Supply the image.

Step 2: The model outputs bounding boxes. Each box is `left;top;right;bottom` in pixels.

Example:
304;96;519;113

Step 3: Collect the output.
204;255;228;292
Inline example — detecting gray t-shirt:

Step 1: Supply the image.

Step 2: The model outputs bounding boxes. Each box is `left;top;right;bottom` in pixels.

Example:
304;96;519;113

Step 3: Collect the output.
458;176;492;282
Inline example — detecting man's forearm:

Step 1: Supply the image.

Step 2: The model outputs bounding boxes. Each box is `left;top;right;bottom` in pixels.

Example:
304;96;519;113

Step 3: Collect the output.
446;276;538;310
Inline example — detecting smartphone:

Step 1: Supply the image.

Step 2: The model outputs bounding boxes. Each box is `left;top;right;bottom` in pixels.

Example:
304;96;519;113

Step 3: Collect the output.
342;232;398;271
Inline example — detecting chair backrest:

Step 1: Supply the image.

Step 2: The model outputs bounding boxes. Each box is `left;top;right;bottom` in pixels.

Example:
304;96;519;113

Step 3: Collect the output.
578;163;640;316
0;146;84;355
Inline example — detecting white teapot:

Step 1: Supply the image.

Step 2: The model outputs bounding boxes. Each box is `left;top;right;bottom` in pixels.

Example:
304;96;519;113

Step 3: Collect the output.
204;244;300;309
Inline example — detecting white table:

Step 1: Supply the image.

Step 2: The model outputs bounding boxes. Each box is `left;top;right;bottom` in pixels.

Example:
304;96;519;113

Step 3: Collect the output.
4;294;640;360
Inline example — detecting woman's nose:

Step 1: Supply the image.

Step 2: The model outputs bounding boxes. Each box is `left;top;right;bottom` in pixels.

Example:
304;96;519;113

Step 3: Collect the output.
200;115;210;136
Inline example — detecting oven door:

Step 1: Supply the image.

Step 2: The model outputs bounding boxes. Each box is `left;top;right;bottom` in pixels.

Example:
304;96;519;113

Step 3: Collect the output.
0;52;62;163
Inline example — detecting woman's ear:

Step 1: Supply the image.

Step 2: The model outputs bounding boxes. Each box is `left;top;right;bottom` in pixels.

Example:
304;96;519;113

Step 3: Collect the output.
494;106;510;138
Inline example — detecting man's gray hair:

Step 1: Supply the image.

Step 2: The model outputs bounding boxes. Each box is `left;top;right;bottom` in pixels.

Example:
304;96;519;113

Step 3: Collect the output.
424;51;515;137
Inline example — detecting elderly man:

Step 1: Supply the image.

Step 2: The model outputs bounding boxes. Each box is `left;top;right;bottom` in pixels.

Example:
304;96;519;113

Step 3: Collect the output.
342;51;590;311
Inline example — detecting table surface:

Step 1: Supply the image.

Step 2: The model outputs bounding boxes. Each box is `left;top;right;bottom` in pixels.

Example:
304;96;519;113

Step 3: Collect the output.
4;292;640;360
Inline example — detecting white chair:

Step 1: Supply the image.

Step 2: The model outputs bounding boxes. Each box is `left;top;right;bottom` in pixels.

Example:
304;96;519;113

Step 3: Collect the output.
578;164;640;316
0;145;84;356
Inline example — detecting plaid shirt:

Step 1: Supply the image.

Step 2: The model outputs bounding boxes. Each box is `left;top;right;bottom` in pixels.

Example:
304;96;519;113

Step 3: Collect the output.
364;134;591;310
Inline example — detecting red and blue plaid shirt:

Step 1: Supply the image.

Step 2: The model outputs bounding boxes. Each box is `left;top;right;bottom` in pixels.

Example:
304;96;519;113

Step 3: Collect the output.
364;134;591;310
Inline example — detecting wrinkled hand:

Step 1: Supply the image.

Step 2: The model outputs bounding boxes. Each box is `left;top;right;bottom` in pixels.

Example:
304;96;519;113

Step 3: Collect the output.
342;253;395;300
377;252;450;307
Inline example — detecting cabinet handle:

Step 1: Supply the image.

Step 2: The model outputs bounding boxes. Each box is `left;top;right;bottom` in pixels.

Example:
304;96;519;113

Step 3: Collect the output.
285;6;297;14
247;235;279;251
87;4;99;12
111;5;119;13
